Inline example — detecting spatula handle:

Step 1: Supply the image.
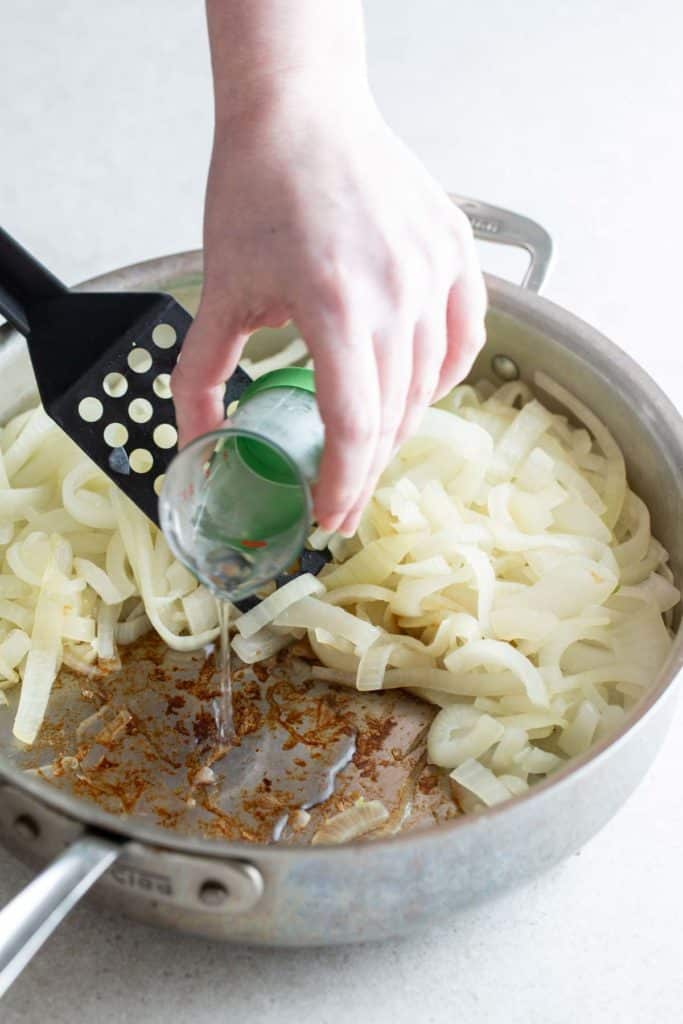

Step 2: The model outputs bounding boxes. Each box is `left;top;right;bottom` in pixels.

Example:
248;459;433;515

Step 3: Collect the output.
0;226;68;336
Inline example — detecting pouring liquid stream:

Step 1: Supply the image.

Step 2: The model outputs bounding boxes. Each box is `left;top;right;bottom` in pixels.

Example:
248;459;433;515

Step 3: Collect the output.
213;599;234;746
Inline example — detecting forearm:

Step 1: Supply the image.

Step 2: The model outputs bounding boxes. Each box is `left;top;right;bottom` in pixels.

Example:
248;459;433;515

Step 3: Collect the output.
206;0;367;124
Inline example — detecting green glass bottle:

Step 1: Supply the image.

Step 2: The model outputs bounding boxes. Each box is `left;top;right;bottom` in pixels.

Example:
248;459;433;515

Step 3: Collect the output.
160;368;324;600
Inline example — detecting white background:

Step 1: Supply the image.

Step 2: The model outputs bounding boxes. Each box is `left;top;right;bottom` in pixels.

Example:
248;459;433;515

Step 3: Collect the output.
0;2;681;1021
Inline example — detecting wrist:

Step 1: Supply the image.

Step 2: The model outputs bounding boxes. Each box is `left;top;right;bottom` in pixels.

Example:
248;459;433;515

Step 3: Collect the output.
207;0;367;129
213;64;371;138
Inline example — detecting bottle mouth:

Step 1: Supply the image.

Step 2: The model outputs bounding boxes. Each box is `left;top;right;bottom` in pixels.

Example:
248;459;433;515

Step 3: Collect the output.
232;435;301;486
159;426;312;601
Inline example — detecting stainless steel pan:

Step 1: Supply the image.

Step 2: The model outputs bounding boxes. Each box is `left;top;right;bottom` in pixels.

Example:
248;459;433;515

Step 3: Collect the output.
0;198;680;995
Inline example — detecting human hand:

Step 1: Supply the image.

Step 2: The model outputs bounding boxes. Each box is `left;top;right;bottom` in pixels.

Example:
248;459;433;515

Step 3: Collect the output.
172;71;486;535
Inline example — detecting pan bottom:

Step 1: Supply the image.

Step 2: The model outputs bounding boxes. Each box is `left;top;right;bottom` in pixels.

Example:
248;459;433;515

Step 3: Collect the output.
6;634;460;845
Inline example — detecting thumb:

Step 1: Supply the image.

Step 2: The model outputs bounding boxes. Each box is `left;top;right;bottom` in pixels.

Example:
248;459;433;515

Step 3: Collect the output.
171;308;247;448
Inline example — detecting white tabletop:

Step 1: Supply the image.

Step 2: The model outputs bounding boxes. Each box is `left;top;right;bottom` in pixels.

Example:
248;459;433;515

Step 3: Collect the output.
1;1;681;1021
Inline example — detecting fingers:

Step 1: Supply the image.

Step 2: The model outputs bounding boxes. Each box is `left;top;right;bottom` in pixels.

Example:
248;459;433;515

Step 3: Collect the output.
171;304;247;447
433;252;488;404
313;236;485;535
304;316;380;532
395;315;447;447
337;328;413;536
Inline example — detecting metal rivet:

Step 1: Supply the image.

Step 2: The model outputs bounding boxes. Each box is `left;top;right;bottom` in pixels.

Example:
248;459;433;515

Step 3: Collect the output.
491;354;520;381
14;814;40;841
199;880;230;906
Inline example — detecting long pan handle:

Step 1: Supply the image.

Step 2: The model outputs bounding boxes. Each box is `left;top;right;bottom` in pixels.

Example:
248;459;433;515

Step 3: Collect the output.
0;227;68;336
0;835;120;999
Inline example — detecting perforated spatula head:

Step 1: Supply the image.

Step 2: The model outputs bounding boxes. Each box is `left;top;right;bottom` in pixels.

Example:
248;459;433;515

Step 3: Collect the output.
0;226;329;600
0;226;329;599
0;226;252;523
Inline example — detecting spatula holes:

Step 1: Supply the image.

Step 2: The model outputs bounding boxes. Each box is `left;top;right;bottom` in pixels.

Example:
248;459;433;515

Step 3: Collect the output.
78;397;103;423
128;398;153;424
130;448;153;473
104;423;129;447
152;323;177;349
103;372;128;398
153;424;177;449
153;373;172;399
127;348;152;373
153;474;166;496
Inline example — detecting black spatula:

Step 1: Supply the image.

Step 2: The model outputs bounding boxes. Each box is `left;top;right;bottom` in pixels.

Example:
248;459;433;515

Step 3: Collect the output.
0;226;252;523
0;226;328;603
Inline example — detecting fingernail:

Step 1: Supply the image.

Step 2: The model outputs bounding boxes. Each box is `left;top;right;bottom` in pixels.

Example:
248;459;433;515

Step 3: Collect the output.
337;513;359;538
318;512;345;533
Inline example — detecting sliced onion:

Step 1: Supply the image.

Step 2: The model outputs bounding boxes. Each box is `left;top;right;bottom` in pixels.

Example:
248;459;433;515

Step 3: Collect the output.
115;613;151;645
321;584;394;606
181;587;219;635
0;485;52;523
488;400;555;483
74;558;124;606
450;758;515;807
614;491;651;568
241;336;308;379
308;632;360;674
444;639;548;707
390;574;455;617
62;463;116;529
235;573;325;639
311;800;389;845
96;601;121;662
3;407;56;478
491;607;558;648
428;706;504;769
61;614;96;643
232;627;290;664
356;640;395;691
275;596;380;652
613;574;680;613
13;543;67;743
322;532;421;590
535;371;626;529
0;600;33;632
105;533;136;601
165;560;198;598
490;726;528;772
558;700;601;757
495;556;617;620
112;488;220;649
